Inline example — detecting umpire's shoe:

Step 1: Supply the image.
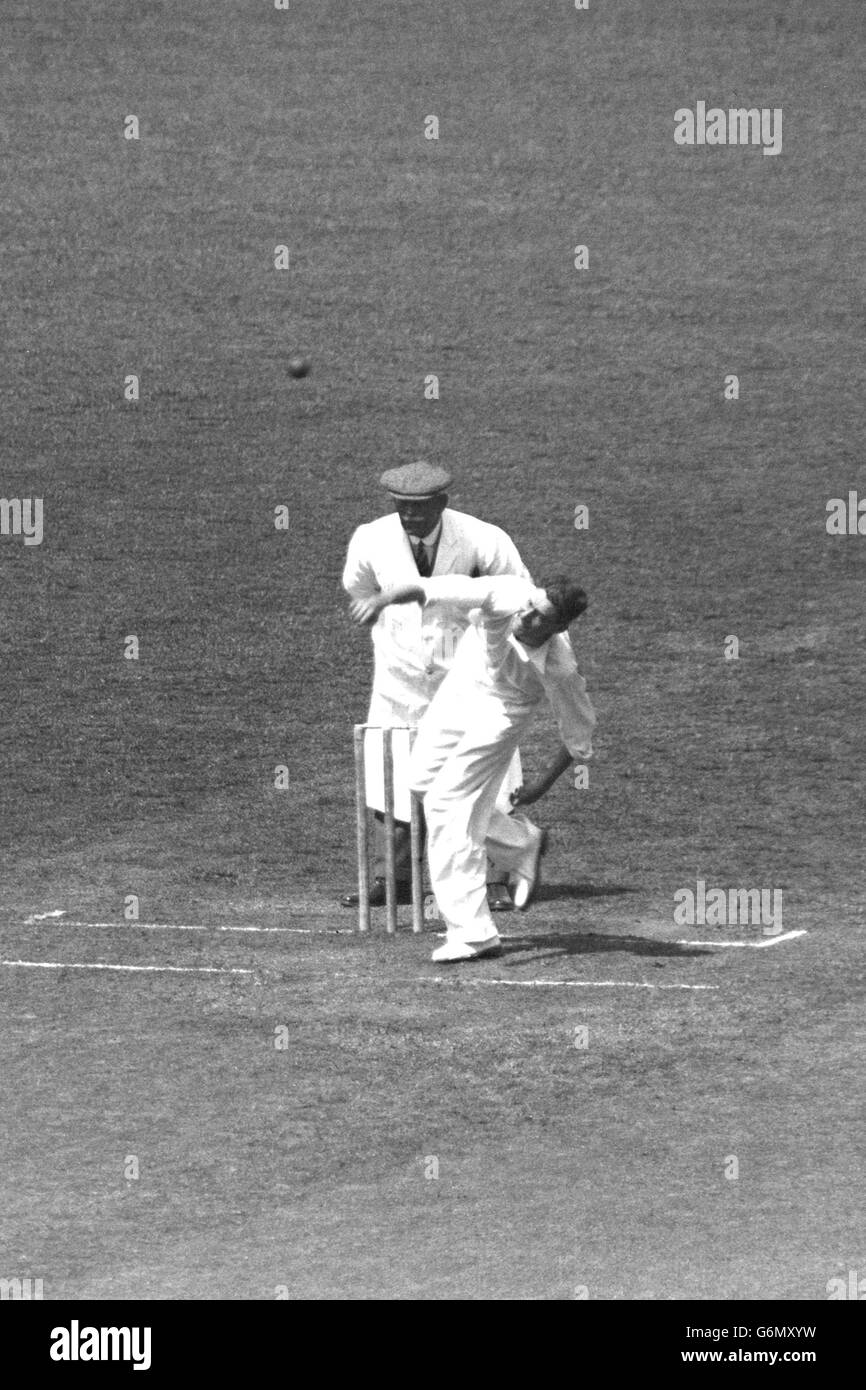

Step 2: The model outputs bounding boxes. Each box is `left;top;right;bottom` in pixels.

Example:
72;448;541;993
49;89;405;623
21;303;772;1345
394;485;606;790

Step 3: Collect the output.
340;878;414;908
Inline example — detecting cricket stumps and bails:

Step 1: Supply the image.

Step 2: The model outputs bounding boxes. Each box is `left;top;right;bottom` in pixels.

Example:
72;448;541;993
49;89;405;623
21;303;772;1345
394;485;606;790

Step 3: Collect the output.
354;724;424;934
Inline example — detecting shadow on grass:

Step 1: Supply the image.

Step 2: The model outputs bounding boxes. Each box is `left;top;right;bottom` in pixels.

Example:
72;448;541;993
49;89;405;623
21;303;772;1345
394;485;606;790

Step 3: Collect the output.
499;929;710;961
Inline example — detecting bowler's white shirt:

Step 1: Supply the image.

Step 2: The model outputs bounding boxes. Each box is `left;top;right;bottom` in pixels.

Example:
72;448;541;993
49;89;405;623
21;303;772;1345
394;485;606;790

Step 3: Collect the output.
420;575;596;761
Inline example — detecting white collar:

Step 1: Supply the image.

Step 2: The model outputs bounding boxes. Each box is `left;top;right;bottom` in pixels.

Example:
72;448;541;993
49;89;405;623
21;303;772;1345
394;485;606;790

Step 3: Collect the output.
408;522;442;548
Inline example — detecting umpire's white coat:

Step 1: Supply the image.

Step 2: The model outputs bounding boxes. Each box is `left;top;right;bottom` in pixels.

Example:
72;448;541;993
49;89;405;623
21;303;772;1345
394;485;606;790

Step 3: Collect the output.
343;508;529;727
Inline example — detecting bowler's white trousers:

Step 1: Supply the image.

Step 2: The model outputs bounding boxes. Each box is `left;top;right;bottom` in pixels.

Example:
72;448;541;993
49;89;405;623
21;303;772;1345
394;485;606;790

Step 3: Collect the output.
409;690;540;937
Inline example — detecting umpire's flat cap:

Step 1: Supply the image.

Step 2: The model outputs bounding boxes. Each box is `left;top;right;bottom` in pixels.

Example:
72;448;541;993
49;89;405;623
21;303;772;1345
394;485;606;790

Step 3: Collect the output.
380;460;452;499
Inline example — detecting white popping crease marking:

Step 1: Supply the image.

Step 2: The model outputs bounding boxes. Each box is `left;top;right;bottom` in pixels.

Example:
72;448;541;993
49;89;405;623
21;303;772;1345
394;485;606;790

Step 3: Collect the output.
414;978;719;991
20;919;352;934
1;960;253;975
751;929;808;948
676;930;807;949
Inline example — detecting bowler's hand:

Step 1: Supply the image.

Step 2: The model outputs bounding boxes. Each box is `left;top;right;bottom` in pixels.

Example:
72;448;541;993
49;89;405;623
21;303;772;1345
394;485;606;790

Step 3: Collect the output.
509;781;548;808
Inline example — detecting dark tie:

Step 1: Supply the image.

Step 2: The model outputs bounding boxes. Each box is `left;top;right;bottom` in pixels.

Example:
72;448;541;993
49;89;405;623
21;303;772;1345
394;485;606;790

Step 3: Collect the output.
414;541;432;577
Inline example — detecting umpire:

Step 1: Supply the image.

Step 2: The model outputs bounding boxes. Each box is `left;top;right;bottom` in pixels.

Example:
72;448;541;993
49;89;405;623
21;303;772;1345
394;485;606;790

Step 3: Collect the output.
341;460;534;910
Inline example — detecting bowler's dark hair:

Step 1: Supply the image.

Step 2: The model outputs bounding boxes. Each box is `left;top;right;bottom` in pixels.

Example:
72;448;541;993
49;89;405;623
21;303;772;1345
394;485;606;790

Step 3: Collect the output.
540;575;588;629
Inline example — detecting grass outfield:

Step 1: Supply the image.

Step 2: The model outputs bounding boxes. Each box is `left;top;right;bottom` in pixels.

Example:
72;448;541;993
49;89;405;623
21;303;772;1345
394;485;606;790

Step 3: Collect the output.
1;0;864;1299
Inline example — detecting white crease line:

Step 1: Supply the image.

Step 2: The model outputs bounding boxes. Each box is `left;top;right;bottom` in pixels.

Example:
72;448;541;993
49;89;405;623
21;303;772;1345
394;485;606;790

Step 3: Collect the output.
676;930;807;949
1;960;253;976
19;920;351;935
753;930;809;948
416;978;719;991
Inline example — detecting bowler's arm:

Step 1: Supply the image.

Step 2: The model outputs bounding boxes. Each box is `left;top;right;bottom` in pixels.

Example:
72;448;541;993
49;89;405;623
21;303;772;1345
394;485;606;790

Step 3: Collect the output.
510;745;574;807
511;670;595;807
350;574;528;626
350;582;425;626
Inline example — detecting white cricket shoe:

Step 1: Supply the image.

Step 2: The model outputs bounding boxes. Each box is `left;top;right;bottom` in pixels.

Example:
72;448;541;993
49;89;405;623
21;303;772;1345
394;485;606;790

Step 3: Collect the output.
509;827;548;910
431;932;502;963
